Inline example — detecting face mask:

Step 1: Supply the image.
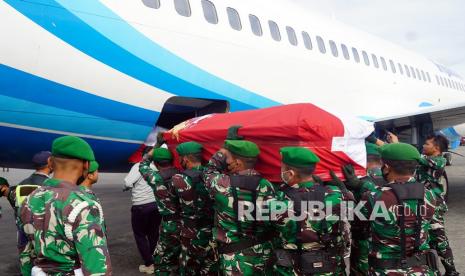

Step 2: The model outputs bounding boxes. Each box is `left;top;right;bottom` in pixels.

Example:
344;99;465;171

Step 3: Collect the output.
281;170;291;184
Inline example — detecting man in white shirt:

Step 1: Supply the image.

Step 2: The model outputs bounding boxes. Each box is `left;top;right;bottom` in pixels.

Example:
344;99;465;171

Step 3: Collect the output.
124;159;161;275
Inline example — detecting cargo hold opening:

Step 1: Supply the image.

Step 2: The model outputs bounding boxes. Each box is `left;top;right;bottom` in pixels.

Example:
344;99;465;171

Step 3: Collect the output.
156;96;229;129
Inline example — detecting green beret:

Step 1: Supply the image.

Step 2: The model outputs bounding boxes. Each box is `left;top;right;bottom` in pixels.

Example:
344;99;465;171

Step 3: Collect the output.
379;143;420;161
366;142;380;157
152;148;173;161
52;136;95;161
280;146;320;167
224;140;260;158
176;142;203;156
0;177;9;186
89;161;99;173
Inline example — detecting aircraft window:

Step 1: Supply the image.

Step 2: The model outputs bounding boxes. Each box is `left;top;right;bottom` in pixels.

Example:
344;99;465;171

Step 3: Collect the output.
201;0;218;24
447;78;452;88
341;44;350;60
389;60;396;73
397;63;404;75
380;57;387;71
174;0;191;17
269;20;281;41
421;70;427;82
371;54;379;68
415;68;421;80
286;26;298;46
362;51;370;66
227;7;242;31
302;31;312;50
142;0;160;9
404;65;410;77
410;66;416;79
329;40;338;57
435;75;440;85
426;72;431;82
352;48;360;63
249;15;263;36
453;80;457;90
440;77;445;86
316;36;326;54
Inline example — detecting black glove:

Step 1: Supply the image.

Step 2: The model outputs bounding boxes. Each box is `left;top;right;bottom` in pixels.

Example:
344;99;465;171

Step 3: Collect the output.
226;125;244;140
365;132;377;144
156;132;166;147
326;170;345;189
312;174;324;185
342;165;362;190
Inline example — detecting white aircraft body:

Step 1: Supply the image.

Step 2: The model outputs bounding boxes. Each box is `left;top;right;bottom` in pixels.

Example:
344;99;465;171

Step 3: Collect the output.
1;0;465;171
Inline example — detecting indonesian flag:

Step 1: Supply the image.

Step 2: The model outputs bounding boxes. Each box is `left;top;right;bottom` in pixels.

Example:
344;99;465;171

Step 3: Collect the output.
164;103;374;182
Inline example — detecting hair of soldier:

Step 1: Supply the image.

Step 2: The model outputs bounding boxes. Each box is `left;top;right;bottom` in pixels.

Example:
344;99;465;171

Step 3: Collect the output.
34;164;49;171
51;156;87;172
367;154;381;164
426;134;449;153
284;164;316;178
383;159;418;175
183;152;203;164
154;159;172;168
231;153;257;169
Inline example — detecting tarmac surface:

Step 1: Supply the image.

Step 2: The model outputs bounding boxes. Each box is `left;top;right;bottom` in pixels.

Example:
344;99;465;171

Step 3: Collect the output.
1;147;465;275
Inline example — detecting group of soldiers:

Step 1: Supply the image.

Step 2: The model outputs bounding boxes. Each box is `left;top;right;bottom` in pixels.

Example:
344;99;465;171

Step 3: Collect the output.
0;125;460;275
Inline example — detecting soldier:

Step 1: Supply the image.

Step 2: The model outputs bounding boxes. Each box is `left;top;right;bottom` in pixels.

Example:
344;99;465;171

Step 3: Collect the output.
18;151;53;186
172;142;217;275
416;134;459;275
203;139;276;275
359;143;438;275
345;142;385;276
19;135;111;276
0;177;10;218
272;147;346;275
139;147;181;275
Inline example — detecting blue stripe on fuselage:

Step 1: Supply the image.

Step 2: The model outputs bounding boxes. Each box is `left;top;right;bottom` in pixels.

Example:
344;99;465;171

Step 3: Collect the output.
0;125;136;172
4;0;279;111
0;65;156;140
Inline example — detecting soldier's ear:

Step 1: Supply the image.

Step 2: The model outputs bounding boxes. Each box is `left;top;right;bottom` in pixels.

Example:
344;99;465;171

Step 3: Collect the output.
48;157;54;170
83;161;90;171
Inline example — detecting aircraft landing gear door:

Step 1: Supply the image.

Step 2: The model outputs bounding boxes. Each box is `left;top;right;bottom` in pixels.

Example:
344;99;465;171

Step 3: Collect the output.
144;97;229;146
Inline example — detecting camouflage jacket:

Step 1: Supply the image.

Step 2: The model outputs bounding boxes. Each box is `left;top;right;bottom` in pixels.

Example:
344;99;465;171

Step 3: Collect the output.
139;158;180;216
172;166;213;237
202;151;276;244
273;181;345;251
19;178;111;276
416;154;446;197
360;177;437;261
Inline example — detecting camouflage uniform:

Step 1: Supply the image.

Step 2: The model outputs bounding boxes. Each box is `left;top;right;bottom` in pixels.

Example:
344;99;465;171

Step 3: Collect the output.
203;151;276;275
272;181;346;276
19;178;111;276
360;178;437;275
417;155;458;274
140;158;181;275
172;165;217;275
349;168;384;276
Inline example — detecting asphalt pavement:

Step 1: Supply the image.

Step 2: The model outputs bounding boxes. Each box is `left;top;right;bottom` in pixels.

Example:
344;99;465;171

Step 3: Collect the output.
1;147;465;275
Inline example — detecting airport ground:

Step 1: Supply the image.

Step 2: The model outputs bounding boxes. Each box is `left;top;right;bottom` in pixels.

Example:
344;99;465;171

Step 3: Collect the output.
1;147;465;275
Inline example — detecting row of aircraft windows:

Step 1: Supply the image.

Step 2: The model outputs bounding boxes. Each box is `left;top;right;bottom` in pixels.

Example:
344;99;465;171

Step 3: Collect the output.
142;0;465;92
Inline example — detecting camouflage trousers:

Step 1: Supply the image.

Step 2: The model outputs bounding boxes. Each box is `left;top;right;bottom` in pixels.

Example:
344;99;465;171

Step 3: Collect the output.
429;200;457;274
368;266;436;275
153;218;181;276
179;226;218;276
273;251;345;276
218;240;273;276
350;239;369;275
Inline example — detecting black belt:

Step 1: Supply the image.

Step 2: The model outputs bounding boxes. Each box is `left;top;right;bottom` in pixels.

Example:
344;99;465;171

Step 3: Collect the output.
369;254;429;269
162;213;180;221
217;233;274;254
183;217;213;228
274;249;339;274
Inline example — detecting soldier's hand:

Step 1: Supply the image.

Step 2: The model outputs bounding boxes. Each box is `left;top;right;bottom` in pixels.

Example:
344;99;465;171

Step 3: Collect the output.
342;165;362;190
386;132;399;143
327;170;345;189
214;149;229;170
156;132;166;147
312;174;324;185
365;132;378;144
